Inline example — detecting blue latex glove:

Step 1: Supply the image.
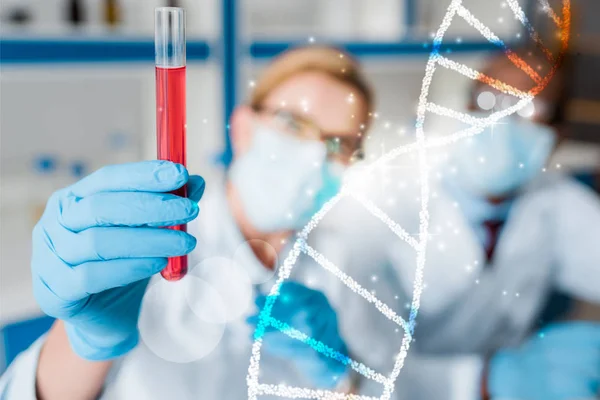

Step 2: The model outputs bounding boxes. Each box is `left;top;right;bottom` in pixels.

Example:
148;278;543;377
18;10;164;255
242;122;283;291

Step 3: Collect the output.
489;322;600;400
248;282;350;389
32;161;205;361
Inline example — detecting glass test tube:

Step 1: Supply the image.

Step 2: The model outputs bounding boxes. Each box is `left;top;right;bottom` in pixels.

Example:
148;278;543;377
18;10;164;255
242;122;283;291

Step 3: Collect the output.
155;7;188;281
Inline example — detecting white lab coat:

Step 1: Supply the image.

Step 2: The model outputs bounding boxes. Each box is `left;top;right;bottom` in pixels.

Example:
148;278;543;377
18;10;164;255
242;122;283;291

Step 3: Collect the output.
1;173;599;400
396;173;600;399
325;170;600;399
396;172;600;350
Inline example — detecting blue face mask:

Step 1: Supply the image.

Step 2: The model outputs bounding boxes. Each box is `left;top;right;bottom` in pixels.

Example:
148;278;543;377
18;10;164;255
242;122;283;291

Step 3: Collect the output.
450;114;556;197
301;161;344;223
230;125;344;233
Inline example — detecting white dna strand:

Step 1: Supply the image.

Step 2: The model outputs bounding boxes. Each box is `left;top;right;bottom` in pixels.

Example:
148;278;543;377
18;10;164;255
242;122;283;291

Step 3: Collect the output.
247;0;571;399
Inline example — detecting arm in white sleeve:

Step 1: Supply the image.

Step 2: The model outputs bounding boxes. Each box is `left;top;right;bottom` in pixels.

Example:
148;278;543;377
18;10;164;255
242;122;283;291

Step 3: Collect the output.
555;179;600;304
0;336;46;400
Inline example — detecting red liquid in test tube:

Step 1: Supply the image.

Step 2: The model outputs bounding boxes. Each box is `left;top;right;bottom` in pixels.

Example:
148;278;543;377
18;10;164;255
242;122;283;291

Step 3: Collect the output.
155;7;188;281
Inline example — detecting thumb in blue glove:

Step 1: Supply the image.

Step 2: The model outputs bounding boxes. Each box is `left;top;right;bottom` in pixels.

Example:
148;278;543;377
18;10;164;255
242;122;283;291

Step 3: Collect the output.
32;161;205;361
247;282;350;389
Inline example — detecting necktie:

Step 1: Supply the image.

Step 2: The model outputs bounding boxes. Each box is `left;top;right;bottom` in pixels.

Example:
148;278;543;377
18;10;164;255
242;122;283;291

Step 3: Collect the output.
483;219;505;263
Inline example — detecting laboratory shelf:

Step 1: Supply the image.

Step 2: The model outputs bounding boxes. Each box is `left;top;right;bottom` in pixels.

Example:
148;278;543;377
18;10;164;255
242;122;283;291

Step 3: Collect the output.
0;37;211;64
250;40;506;59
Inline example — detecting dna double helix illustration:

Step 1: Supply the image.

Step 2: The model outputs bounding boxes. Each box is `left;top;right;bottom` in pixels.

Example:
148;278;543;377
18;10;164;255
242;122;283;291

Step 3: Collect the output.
247;1;571;399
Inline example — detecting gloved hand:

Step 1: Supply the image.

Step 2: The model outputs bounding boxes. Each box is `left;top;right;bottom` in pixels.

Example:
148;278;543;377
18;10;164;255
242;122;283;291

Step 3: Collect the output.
32;161;205;361
489;322;600;400
248;282;350;389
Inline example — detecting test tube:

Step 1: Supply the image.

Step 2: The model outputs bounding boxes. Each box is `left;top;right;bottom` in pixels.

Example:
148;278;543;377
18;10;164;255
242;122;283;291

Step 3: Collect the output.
155;7;188;281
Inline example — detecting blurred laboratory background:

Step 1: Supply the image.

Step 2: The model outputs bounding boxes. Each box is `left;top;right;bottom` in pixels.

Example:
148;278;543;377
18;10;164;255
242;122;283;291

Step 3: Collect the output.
1;0;599;383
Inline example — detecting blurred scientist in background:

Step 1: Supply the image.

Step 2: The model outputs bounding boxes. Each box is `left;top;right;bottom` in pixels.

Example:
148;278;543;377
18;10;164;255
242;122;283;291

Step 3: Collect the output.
397;50;600;399
313;49;600;399
466;53;600;400
0;46;373;399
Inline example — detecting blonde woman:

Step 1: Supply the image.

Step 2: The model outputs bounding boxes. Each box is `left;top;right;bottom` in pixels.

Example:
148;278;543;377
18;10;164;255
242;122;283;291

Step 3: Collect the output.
1;46;374;399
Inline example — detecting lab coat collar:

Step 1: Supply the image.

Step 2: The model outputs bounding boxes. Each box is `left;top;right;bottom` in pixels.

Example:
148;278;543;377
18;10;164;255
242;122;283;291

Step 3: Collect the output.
442;179;513;225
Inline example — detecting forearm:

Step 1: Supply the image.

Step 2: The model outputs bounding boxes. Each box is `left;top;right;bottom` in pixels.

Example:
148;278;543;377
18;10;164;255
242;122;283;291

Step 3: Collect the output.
36;321;112;400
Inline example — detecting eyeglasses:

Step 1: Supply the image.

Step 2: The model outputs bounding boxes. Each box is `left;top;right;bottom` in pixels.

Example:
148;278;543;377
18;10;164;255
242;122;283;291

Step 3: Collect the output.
254;106;365;164
471;90;552;121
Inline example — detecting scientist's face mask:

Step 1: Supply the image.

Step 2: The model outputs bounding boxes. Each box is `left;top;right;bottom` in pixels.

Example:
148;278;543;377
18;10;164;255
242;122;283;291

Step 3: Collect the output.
230;125;345;232
451;112;556;198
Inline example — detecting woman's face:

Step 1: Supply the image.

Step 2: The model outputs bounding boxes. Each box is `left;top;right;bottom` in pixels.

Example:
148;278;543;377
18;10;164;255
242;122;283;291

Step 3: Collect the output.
232;71;368;165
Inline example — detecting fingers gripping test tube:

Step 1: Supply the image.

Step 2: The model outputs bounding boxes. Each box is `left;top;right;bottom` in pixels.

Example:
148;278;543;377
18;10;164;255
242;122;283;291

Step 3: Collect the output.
155;7;188;281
